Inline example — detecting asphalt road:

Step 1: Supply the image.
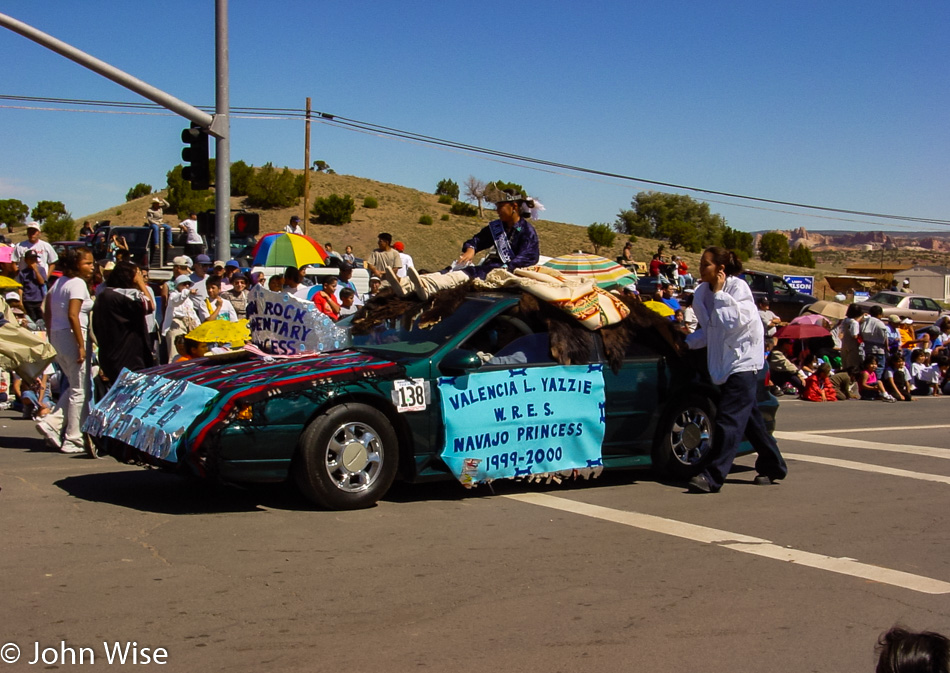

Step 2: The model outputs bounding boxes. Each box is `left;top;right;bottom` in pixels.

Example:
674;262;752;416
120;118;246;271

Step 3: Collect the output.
1;396;949;672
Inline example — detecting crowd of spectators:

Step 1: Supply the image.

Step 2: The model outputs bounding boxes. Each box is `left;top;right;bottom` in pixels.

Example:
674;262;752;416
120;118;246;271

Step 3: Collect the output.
3;198;949;457
763;299;950;403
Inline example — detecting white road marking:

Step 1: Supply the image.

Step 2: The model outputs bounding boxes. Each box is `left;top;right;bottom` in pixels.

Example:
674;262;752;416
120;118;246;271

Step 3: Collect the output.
796;424;950;435
504;492;950;595
784;453;950;485
774;431;950;460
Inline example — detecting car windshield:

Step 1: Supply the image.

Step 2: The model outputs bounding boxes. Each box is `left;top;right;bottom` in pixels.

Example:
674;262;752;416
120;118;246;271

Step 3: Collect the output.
867;292;902;306
350;295;502;359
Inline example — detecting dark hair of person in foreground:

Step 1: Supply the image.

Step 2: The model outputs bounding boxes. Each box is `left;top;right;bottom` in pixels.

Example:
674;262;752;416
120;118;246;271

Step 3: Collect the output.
876;626;950;673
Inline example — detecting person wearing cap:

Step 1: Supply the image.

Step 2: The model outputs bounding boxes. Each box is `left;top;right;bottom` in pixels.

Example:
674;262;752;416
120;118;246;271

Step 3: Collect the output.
15;248;47;322
145;197;173;250
221;273;249;319
219;259;240;292
393;241;414;279
189;254;212;305
362;276;382;304
387;188;540;300
897;317;918;351
285;216;304;235
179;211;204;257
161;274;201;361
12;222;58;275
4;291;34;329
901;278;912;293
885;314;903;357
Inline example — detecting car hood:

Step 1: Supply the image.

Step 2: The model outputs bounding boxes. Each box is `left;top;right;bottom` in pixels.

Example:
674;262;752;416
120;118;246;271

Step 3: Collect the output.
118;350;404;457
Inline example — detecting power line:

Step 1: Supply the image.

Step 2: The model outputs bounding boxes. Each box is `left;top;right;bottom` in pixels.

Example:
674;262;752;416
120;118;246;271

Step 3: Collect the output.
1;94;948;228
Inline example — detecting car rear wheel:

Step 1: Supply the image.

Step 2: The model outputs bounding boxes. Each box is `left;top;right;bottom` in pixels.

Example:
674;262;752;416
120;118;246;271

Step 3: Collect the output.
653;394;716;478
294;403;399;510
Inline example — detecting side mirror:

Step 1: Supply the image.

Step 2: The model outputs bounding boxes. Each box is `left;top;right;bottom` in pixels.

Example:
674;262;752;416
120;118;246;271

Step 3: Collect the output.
438;349;483;376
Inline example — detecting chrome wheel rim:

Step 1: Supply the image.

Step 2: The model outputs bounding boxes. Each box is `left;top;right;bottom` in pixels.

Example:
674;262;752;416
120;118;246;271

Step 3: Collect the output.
324;421;384;493
669;407;712;466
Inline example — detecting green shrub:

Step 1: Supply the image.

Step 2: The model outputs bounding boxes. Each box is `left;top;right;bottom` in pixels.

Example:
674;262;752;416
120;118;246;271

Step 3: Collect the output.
363;196;378;209
166;164;213;215
42;213;75;243
125;183;152;202
245;163;299;209
311;193;356;225
418;214;433;225
450;201;478;217
441;214;450;221
437;194;453;205
435;179;460;200
230;160;255;196
115;210;122;216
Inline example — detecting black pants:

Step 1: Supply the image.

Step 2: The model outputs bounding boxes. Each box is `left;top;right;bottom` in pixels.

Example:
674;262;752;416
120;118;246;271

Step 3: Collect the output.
23;301;43;323
701;370;788;490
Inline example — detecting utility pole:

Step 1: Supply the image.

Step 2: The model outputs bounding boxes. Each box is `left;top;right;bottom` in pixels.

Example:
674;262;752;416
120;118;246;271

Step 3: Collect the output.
214;0;231;261
304;97;311;236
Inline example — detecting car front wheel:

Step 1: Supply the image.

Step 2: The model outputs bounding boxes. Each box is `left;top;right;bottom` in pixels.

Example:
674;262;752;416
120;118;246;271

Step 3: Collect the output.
652;394;716;478
294;403;399;510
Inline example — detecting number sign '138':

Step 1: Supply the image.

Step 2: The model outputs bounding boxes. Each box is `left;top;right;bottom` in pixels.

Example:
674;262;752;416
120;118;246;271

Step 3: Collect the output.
392;379;430;412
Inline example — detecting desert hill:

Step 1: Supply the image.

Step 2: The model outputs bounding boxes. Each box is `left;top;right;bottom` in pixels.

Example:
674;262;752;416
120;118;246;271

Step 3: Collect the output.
76;171;828;286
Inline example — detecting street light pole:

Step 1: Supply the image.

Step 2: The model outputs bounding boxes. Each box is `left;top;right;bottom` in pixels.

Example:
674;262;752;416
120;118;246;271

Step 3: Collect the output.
214;0;231;261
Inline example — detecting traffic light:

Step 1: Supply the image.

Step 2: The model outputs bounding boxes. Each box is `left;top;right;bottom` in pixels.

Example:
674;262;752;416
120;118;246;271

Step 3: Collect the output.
196;210;215;237
233;212;260;236
181;123;210;191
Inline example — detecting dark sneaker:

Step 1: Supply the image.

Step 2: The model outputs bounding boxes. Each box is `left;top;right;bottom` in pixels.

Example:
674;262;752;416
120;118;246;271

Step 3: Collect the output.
688;474;717;493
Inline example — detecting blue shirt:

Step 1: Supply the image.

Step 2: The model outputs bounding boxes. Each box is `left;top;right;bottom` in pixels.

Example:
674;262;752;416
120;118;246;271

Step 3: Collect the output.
460;218;540;280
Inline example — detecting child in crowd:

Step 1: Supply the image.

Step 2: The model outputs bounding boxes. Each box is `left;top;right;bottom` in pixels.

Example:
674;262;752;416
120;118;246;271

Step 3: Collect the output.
338;288;357;317
858;355;896;402
882;352;913;402
914;354;949;396
910;349;934;395
802;362;837;402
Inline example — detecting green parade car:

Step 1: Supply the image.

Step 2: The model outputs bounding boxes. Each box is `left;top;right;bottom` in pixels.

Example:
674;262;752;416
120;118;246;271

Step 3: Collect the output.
87;290;777;510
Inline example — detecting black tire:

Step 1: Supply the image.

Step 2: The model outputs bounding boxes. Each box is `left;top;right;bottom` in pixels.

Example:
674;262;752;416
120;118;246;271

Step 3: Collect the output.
293;403;399;510
652;394;716;479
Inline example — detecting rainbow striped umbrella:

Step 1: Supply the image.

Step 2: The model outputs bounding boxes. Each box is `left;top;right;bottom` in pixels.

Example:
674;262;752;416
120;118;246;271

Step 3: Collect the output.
251;233;328;268
543;253;635;289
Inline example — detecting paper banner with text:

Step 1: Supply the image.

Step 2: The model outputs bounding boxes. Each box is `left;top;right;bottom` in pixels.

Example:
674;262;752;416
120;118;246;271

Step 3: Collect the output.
438;364;606;485
245;285;348;355
83;369;219;463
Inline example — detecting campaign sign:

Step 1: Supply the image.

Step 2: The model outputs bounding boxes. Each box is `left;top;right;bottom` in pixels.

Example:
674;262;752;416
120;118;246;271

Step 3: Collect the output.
83;369;218;463
438;364;606;485
783;275;814;295
245;285;348;355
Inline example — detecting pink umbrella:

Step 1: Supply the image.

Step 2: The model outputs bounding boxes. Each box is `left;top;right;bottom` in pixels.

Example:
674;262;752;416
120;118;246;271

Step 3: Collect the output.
790;314;829;327
774;323;830;340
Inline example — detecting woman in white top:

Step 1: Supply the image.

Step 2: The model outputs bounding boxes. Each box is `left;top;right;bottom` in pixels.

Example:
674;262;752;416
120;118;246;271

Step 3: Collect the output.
684;246;788;493
37;246;95;454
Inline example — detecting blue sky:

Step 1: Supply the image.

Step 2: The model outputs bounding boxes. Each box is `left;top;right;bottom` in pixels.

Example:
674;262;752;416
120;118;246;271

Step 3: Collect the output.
1;0;948;234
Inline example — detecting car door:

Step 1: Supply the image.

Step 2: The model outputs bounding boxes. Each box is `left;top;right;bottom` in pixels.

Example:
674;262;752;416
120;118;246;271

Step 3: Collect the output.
600;340;665;464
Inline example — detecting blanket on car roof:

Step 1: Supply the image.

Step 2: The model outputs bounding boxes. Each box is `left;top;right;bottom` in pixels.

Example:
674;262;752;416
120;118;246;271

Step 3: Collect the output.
351;271;684;375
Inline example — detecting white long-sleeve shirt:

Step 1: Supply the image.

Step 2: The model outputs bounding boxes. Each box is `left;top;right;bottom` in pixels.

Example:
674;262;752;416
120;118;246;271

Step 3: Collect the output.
685;276;764;385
